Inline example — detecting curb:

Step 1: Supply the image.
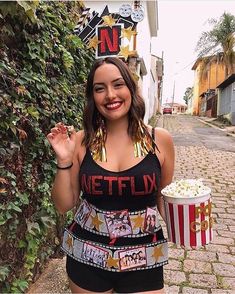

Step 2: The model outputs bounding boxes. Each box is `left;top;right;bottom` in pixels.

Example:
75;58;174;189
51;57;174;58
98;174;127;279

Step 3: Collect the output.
197;118;235;138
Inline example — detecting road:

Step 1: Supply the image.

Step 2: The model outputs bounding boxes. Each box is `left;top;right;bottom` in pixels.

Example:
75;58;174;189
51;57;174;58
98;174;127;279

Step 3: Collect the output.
27;114;235;294
158;114;235;293
161;114;235;152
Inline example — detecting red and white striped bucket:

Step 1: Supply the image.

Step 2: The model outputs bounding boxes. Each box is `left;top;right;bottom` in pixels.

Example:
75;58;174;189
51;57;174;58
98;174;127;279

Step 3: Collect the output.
163;190;213;248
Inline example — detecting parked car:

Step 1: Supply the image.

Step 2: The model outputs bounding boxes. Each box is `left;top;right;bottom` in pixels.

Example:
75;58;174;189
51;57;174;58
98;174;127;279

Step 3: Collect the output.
163;107;172;114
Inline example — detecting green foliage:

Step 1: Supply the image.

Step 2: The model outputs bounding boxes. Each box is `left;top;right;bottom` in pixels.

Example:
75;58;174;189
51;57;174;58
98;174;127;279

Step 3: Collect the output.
183;87;193;105
0;1;94;291
196;12;235;76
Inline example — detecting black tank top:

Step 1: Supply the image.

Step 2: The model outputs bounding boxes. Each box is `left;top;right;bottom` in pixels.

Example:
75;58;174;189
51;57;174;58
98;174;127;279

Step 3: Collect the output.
79;127;161;210
79;149;161;211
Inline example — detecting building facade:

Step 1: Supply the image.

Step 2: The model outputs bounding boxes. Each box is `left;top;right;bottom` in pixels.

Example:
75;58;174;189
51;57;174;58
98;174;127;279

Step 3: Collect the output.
217;74;235;125
191;56;226;116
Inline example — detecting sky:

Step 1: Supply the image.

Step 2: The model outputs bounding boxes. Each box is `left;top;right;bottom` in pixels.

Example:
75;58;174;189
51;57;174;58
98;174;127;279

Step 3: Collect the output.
152;0;235;105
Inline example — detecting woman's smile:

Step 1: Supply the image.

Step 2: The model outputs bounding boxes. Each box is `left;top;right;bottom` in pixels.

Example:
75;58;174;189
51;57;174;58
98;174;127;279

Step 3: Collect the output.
105;101;123;110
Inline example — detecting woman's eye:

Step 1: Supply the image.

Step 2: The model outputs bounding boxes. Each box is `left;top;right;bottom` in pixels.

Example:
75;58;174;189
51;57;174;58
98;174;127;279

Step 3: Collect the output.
94;87;104;93
114;83;124;88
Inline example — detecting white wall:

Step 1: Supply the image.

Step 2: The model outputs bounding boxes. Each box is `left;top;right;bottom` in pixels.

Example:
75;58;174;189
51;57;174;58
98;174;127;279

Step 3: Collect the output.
136;1;152;122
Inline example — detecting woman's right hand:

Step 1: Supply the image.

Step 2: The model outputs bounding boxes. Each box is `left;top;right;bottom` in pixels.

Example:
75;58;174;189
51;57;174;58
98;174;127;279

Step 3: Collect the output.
46;122;77;164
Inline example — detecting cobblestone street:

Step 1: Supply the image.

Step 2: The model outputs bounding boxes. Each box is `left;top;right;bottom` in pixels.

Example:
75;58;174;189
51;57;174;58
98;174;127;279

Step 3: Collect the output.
158;114;235;294
28;115;235;294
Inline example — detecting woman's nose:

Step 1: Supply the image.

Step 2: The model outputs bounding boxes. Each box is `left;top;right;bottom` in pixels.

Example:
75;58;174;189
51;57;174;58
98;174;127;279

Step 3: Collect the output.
106;86;116;100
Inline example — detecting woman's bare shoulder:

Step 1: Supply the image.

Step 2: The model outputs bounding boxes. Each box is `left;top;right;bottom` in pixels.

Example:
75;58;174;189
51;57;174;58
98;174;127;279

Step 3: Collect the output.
146;125;173;143
154;127;173;141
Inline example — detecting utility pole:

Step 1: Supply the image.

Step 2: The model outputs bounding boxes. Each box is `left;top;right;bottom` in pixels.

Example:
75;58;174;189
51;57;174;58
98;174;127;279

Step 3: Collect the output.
160;51;164;107
171;80;175;110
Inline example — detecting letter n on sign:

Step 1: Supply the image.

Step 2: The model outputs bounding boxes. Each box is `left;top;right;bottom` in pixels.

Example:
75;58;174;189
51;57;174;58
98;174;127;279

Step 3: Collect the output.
96;24;123;58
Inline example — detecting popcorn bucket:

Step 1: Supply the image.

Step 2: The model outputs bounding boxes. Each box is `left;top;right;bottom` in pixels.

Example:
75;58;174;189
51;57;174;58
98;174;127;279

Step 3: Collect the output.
162;182;213;248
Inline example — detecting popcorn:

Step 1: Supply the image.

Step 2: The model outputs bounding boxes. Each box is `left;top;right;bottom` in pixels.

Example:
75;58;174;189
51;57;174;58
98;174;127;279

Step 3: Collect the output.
161;179;211;198
66;125;74;136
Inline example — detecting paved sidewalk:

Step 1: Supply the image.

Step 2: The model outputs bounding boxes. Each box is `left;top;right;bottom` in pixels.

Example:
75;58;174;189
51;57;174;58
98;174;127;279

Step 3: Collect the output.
197;116;235;138
28;115;235;294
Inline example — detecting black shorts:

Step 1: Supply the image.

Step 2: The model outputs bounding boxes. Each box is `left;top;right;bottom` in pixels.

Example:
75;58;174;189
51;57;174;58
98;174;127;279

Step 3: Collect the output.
66;255;164;293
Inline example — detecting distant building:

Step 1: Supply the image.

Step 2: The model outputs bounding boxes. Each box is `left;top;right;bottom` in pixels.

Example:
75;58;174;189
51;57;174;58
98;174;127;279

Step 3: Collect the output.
162;102;187;114
191;55;226;116
149;54;163;116
217;74;235;125
199;89;217;118
172;103;187;114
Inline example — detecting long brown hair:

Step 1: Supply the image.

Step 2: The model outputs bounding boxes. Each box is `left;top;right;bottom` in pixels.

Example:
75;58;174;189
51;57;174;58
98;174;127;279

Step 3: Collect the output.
82;57;146;147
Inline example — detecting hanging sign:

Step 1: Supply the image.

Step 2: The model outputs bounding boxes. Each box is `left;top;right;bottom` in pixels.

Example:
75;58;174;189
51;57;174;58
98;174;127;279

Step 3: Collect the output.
74;5;143;60
97;24;123;57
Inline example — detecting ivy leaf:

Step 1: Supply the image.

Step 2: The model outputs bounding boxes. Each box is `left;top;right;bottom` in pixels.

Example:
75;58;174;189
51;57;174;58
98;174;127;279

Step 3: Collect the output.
8;203;22;212
0;216;7;226
27;106;39;120
17;280;29;291
12;278;29;292
40;216;55;228
27;221;41;235
10;126;17;136
0;177;8;184
16;85;27;96
0;61;9;70
18;240;27;248
15;78;26;85
16;192;29;205
0;265;10;282
0;188;7;194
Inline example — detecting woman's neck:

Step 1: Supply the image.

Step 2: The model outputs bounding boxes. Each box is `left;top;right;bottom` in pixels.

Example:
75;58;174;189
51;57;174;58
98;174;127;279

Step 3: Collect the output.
105;117;129;136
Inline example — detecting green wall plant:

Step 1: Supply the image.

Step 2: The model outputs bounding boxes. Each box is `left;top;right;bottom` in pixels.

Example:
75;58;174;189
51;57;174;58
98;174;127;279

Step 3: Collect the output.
0;1;94;292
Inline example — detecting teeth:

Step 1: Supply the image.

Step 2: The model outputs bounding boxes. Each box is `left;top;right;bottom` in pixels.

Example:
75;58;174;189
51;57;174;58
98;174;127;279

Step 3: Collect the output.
106;102;121;109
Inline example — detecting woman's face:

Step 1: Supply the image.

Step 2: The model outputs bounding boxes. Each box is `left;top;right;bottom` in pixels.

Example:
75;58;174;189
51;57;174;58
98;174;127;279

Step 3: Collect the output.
146;215;151;225
92;63;132;122
150;215;156;227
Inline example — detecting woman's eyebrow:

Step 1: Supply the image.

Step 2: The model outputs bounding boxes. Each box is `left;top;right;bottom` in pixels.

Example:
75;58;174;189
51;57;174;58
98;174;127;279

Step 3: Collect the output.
93;77;124;86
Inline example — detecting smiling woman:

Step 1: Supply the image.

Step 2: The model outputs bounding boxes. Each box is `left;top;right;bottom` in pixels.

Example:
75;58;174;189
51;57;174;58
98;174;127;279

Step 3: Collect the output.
46;56;175;294
92;63;132;121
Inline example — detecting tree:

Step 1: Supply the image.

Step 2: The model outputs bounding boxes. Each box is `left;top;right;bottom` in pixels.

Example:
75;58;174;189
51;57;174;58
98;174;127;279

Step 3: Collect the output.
196;12;235;77
183;87;192;105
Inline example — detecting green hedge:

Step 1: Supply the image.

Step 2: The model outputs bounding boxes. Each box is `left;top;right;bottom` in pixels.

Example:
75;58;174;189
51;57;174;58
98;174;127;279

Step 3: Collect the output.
0;1;94;292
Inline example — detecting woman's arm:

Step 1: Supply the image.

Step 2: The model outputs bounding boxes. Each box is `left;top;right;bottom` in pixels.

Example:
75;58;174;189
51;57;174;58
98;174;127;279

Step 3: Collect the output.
155;128;175;222
47;125;83;214
51;146;80;214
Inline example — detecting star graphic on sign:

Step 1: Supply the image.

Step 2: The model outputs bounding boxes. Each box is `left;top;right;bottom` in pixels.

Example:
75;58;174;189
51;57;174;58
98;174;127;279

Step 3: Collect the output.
132;213;144;229
118;45;133;60
66;234;73;250
102;15;116;27
120;26;137;41
106;255;119;268
91;213;104;231
88;36;101;49
152;244;164;262
131;72;139;82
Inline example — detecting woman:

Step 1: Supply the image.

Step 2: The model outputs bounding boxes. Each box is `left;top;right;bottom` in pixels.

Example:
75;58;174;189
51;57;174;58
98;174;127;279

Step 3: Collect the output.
47;57;174;293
